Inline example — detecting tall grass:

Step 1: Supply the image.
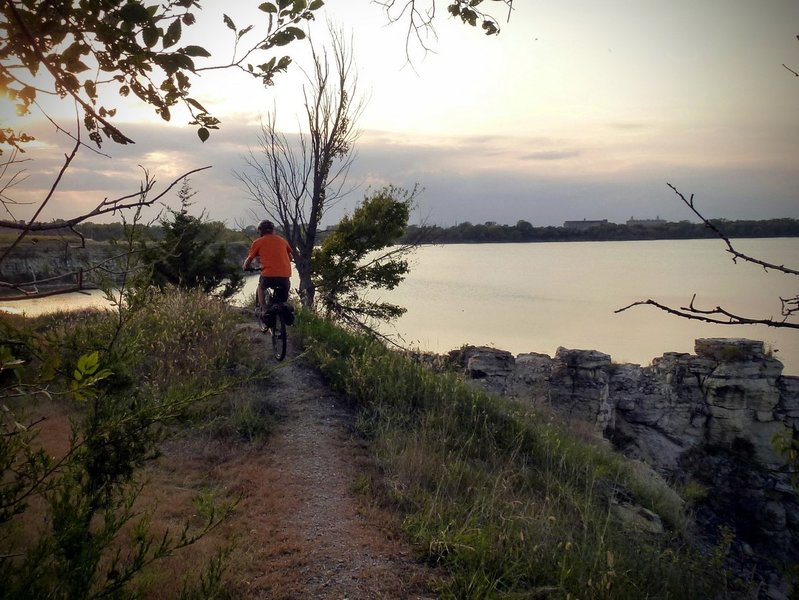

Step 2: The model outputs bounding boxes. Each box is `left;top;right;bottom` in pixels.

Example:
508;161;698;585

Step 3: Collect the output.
297;311;732;599
0;287;270;599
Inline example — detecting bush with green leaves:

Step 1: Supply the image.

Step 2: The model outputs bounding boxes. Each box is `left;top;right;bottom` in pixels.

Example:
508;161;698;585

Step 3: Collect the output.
144;178;244;299
312;185;417;328
0;286;248;598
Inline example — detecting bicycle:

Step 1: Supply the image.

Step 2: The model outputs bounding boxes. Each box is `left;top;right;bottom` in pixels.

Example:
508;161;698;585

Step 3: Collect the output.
246;269;288;361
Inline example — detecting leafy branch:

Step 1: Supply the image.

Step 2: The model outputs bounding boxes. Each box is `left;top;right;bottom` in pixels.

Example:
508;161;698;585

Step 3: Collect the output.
1;0;324;147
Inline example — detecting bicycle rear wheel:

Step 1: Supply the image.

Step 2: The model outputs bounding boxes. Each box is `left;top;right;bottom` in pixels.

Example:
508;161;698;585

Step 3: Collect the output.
271;310;287;361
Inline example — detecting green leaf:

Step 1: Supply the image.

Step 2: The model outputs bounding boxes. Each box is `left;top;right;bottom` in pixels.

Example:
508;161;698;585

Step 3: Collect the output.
119;2;150;25
238;24;254;39
40;353;60;381
284;26;306;40
143;24;160;48
62;40;85;63
309;0;324;9
197;127;210;142
19;86;36;103
223;13;236;30
84;79;97;99
186;97;207;112
258;2;278;13
482;20;499;35
67;59;90;74
164;18;182;48
181;45;211;57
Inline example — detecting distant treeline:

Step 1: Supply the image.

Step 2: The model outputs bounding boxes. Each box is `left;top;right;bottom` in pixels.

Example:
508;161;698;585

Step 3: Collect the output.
75;221;255;243
0;222;254;244
3;218;797;246
400;218;799;244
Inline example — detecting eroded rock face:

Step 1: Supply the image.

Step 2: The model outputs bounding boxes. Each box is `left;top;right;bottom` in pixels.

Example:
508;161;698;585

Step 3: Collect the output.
548;347;613;432
448;337;798;595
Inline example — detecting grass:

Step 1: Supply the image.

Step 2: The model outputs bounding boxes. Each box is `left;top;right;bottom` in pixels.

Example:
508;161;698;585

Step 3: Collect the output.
296;310;733;599
2;289;742;598
0;287;279;599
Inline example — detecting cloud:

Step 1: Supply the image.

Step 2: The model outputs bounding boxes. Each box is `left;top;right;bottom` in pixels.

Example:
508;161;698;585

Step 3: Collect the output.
5;117;798;230
606;122;651;132
520;150;582;161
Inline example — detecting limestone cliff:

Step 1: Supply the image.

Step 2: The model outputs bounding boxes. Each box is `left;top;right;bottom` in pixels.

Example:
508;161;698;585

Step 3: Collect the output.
0;239;250;295
444;338;798;599
0;240;121;293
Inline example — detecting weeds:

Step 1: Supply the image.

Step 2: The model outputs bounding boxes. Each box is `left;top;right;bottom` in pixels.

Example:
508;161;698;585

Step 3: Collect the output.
297;310;732;599
0;286;263;598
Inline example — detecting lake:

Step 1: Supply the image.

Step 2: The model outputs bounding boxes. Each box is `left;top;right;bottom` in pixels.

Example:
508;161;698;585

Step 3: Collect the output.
2;238;797;374
378;238;799;374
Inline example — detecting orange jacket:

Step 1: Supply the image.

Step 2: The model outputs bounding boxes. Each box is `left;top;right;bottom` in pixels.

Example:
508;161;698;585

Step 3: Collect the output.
246;234;293;277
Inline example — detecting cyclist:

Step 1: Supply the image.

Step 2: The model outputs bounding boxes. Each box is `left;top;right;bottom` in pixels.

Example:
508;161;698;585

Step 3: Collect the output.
242;220;293;312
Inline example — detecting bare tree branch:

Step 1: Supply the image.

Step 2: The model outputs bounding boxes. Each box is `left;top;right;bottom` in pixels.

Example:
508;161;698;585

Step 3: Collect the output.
0;149;32;215
0;138;81;265
235;25;363;308
616;295;799;329
668;183;799;276
617;184;798;329
0;165;212;236
372;0;513;60
0;164;211;299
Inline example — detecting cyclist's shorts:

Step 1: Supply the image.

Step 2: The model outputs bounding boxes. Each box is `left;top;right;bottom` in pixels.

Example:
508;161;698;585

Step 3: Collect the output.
259;276;290;303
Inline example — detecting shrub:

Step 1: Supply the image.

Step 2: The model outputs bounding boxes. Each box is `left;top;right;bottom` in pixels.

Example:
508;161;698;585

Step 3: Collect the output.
0;287;250;598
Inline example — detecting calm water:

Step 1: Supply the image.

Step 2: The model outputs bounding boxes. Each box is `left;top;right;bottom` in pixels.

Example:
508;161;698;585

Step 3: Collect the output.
380;238;799;374
2;238;797;373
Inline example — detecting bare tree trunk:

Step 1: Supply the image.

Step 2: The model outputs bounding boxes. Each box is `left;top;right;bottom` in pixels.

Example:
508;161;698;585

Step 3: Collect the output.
236;25;363;310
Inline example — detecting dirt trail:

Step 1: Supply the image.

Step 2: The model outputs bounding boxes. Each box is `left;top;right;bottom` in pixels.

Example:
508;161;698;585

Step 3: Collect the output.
232;329;438;599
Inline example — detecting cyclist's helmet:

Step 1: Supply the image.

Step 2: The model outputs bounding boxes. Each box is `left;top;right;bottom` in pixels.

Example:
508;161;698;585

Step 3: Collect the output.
257;220;275;235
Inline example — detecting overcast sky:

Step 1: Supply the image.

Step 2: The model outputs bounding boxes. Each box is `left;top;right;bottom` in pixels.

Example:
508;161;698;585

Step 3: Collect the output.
4;0;798;228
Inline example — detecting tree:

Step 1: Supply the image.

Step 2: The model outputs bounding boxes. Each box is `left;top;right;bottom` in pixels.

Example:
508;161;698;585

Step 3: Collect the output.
146;178;244;299
0;0;320;149
313;185;419;330
237;25;364;308
0;0;326;298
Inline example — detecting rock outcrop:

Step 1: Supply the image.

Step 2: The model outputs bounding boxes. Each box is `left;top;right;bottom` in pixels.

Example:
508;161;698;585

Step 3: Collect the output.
0;240;122;292
444;338;798;599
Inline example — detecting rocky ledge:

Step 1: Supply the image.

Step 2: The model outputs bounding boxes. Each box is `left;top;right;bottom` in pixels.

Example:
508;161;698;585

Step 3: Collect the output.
438;338;798;599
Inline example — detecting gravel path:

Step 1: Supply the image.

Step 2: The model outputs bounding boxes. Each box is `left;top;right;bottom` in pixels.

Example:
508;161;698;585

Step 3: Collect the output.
237;327;438;599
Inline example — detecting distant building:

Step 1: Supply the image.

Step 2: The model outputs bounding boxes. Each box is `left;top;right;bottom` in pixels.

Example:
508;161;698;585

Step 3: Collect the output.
627;216;667;226
562;219;609;231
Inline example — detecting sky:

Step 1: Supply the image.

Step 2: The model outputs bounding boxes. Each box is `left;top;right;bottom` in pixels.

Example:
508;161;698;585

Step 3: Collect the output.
2;0;798;228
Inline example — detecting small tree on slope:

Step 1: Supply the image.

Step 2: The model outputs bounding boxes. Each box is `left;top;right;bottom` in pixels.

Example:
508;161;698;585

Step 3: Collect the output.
313;185;420;332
